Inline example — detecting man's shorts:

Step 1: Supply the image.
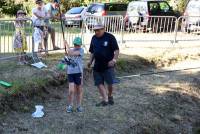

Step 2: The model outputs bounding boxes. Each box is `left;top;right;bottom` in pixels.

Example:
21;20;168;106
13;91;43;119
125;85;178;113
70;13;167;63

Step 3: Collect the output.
47;26;55;33
93;68;115;86
68;73;82;85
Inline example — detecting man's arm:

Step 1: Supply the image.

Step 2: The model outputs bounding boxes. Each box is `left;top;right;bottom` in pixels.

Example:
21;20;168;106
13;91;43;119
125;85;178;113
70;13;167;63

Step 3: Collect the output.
46;8;62;20
33;13;45;19
108;35;120;67
88;53;94;68
113;50;119;62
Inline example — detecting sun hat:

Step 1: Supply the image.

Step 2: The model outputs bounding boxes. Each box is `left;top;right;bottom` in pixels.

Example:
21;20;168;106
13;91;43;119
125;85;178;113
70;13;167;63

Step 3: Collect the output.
35;0;43;4
17;10;26;15
93;23;104;30
73;37;82;46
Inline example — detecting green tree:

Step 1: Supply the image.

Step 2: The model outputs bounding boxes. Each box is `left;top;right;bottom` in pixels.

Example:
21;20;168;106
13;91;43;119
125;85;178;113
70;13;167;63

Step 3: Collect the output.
0;0;23;17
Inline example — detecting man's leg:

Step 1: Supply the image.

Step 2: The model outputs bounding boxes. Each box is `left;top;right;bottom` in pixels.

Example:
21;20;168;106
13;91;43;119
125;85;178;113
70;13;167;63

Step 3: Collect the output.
48;27;58;50
98;84;108;102
105;68;115;105
93;71;108;106
108;84;113;97
107;84;114;105
43;38;48;53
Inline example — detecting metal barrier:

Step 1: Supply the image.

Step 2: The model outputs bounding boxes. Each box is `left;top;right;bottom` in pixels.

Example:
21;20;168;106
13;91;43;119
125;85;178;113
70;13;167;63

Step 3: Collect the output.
63;18;84;48
123;16;177;42
175;16;200;42
82;15;124;46
0;15;200;59
0;19;33;58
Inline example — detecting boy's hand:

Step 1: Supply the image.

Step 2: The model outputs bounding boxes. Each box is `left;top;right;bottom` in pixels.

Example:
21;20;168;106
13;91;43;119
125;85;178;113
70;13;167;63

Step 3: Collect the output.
63;40;69;48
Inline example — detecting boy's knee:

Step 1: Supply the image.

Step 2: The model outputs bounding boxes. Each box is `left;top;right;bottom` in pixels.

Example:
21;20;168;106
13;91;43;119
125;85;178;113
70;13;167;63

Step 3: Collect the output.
69;89;75;95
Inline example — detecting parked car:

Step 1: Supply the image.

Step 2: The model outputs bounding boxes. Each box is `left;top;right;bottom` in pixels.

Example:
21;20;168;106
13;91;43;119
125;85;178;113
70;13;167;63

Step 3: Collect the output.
125;0;176;32
85;3;128;30
64;7;87;27
182;0;200;33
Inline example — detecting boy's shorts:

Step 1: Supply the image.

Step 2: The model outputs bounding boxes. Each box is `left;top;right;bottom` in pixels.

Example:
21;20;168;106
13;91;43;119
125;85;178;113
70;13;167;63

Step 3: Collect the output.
93;68;115;86
68;73;82;85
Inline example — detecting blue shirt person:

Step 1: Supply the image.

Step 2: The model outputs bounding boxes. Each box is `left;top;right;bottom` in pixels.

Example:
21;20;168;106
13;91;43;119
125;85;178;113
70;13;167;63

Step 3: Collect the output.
43;0;61;50
88;24;119;107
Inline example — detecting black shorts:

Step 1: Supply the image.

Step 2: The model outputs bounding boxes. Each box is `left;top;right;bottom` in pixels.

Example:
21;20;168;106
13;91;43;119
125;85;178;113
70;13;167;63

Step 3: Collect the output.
93;68;115;86
68;73;82;85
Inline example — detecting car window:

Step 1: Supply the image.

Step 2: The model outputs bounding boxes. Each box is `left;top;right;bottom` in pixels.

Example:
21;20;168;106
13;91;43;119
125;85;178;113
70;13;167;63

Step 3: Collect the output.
186;1;200;11
106;4;127;11
67;7;84;14
128;3;139;12
159;2;170;12
149;2;160;12
148;1;170;12
87;4;104;13
140;4;147;14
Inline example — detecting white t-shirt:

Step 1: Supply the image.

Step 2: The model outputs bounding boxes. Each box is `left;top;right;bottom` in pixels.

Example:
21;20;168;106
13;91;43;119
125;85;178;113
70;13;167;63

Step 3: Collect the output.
32;7;46;26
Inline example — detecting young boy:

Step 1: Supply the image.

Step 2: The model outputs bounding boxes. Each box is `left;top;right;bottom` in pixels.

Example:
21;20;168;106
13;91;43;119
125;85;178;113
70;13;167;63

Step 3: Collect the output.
64;37;84;113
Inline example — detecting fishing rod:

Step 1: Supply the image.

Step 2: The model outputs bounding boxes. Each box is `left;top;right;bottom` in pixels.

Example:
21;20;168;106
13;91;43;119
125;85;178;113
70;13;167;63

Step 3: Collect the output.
57;0;66;52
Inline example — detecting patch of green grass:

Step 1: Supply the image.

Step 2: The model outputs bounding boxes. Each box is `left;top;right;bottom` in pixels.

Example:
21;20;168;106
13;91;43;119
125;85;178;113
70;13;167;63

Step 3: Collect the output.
0;77;49;96
0;21;82;37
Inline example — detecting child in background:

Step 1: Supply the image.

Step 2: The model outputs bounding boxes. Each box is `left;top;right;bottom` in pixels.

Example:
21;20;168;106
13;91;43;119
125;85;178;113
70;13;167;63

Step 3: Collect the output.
64;37;84;113
13;10;28;65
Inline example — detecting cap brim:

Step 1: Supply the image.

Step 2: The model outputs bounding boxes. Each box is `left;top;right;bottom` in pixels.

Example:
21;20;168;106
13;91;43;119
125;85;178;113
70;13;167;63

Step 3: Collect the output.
93;26;104;30
17;11;26;15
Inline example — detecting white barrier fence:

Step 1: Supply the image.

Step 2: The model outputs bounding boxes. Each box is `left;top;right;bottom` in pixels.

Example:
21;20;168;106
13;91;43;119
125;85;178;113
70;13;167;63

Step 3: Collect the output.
123;16;177;42
0;15;200;58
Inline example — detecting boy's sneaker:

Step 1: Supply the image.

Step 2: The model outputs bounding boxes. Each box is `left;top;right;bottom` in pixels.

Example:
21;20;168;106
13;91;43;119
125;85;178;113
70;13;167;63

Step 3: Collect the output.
66;105;73;113
96;101;108;107
108;96;114;105
77;106;84;113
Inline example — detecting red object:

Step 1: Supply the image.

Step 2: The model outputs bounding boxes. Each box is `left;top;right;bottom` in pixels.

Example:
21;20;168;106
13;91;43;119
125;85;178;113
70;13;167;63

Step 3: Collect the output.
102;10;107;16
125;12;128;21
184;12;188;16
146;13;150;21
75;15;81;18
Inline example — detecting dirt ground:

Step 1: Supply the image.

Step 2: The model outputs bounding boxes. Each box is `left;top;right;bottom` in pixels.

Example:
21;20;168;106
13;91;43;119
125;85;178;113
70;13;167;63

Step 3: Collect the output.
0;62;200;133
0;46;200;133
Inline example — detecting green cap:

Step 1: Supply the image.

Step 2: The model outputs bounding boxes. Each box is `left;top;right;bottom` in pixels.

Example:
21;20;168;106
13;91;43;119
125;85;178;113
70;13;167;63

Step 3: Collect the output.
73;37;82;46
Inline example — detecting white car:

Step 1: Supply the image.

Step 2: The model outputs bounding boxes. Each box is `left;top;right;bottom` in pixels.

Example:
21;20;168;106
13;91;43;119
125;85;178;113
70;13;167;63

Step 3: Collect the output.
65;7;87;27
183;0;200;33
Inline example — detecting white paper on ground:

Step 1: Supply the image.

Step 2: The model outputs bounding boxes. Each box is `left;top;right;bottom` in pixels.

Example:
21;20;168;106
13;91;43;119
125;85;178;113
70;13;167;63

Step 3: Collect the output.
31;62;47;69
32;105;44;118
